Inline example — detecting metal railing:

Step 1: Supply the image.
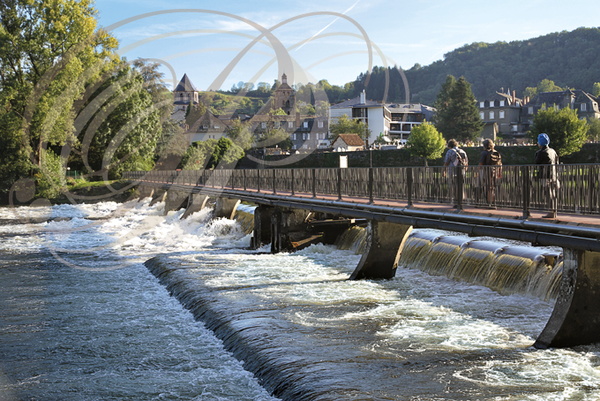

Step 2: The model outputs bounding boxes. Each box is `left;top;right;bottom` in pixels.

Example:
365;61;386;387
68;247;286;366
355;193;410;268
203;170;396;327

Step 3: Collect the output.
124;164;600;216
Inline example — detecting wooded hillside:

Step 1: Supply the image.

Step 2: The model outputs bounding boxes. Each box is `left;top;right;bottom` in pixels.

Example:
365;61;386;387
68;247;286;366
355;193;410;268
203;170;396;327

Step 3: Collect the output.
347;27;600;105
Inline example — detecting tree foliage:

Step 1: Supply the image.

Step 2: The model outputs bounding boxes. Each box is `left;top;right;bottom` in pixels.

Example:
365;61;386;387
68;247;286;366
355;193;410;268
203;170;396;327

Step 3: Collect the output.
530;106;589;156
406;122;446;166
182;137;244;170
0;0;119;199
433;76;483;143
329;114;369;143
523;79;564;99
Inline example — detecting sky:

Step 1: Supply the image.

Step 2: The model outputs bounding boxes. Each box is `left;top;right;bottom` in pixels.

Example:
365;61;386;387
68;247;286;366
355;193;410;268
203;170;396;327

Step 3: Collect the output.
93;0;600;93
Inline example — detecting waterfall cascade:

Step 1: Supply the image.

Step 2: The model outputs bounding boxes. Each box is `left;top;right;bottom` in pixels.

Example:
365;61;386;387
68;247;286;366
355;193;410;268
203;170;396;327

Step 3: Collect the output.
334;226;561;301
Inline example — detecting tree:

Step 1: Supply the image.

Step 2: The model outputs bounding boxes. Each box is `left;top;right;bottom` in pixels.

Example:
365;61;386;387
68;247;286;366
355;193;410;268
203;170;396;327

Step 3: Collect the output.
329;114;369;143
226;119;253;150
182;138;244;170
524;79;564;99
0;0;119;199
406;122;446;166
530;106;588;156
587;117;600;142
73;60;168;180
433;75;483;143
592;82;600;97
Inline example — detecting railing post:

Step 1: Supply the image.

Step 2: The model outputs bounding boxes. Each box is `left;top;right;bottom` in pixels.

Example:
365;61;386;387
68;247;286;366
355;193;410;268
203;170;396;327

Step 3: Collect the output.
368;167;374;204
257;168;261;193
456;166;464;210
407;167;413;207
312;168;316;198
243;169;246;191
522;165;531;218
291;169;295;196
273;168;276;194
337;167;342;201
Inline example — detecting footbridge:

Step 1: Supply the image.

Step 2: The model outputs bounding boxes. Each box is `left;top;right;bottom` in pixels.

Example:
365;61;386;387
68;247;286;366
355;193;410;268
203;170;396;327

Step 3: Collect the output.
124;165;600;349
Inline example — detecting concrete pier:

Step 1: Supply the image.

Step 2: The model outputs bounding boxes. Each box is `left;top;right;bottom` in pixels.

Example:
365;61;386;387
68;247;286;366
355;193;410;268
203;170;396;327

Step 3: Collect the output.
149;189;166;206
350;221;413;280
164;190;190;215
251;205;275;249
181;194;210;219
214;198;241;220
535;249;600;348
270;208;313;253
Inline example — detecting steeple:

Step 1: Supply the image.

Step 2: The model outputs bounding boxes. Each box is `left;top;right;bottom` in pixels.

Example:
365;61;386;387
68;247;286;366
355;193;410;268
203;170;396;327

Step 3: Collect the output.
173;74;199;112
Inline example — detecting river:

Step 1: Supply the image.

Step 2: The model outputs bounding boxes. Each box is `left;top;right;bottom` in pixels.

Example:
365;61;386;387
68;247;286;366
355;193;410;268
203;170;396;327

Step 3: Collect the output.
1;199;599;400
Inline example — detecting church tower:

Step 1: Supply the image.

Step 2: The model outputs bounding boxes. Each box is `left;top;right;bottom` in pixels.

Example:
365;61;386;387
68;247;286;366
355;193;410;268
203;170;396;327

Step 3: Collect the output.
272;73;295;115
173;74;199;112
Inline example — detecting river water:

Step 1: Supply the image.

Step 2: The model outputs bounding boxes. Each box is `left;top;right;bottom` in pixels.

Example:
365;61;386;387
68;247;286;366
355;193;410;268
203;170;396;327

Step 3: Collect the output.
1;199;599;400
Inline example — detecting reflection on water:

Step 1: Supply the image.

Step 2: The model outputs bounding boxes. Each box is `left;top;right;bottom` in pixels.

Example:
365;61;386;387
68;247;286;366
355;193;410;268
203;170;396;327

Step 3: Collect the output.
0;200;599;400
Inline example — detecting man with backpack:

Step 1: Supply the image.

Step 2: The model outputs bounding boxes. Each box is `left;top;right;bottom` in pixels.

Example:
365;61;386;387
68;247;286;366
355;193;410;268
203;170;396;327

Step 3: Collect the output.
443;139;469;208
478;138;502;208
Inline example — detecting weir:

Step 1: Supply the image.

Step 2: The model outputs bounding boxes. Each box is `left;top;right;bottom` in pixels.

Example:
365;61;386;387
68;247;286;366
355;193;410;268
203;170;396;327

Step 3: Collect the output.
135;181;600;348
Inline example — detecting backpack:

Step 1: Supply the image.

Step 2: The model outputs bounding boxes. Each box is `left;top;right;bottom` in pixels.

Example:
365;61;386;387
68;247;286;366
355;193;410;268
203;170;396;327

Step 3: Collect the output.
485;150;502;166
454;148;468;167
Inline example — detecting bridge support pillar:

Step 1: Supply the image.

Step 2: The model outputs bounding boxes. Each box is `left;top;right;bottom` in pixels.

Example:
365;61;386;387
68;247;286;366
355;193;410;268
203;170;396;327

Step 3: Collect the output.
350;221;413;280
181;193;210;219
137;185;155;200
270;208;312;253
535;248;600;348
164;190;190;215
251;205;274;249
149;189;167;206
214;197;240;220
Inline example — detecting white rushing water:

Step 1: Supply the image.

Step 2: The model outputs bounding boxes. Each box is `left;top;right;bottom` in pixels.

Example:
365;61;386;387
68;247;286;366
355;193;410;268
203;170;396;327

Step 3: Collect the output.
1;198;600;400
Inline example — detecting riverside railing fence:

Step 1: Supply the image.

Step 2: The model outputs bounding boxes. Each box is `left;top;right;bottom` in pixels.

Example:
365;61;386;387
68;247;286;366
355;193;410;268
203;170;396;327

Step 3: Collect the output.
124;164;600;217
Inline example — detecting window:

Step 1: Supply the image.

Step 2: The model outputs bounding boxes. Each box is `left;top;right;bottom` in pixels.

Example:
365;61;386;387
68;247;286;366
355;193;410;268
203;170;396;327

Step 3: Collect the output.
499;110;505;119
479;112;484;120
581;103;587;112
302;133;306;140
489;111;495;120
499;100;505;107
288;121;293;128
528;107;534;115
489;100;495;107
261;122;266;129
303;121;309;128
307;133;311;140
293;133;297;140
480;101;485;108
318;120;324;128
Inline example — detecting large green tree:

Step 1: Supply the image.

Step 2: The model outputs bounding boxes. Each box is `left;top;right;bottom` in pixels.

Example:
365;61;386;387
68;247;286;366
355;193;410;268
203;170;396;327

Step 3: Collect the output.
0;0;118;199
433;75;483;143
75;60;169;179
406;122;446;166
530;106;588;156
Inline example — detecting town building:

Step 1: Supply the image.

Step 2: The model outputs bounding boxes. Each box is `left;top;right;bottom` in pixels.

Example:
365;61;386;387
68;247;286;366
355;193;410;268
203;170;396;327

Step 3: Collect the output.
478;89;600;144
478;90;528;144
387;103;436;144
329;90;389;146
331;134;365;152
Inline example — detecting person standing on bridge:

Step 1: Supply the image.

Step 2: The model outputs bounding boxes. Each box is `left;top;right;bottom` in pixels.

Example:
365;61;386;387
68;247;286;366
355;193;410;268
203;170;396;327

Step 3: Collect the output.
535;133;560;219
478;138;502;208
443;139;469;208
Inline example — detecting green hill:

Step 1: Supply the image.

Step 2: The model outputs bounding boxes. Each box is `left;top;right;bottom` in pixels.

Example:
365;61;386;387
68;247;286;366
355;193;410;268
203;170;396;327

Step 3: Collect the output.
347;27;600;105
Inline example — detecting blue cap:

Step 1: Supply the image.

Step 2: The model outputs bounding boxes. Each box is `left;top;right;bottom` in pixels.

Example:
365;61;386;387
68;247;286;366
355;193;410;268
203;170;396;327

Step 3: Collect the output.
538;133;550;146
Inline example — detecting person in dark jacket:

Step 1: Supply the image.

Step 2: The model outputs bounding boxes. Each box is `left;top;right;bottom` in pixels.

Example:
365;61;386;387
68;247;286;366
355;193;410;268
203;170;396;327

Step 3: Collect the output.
478;138;502;207
535;133;559;219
